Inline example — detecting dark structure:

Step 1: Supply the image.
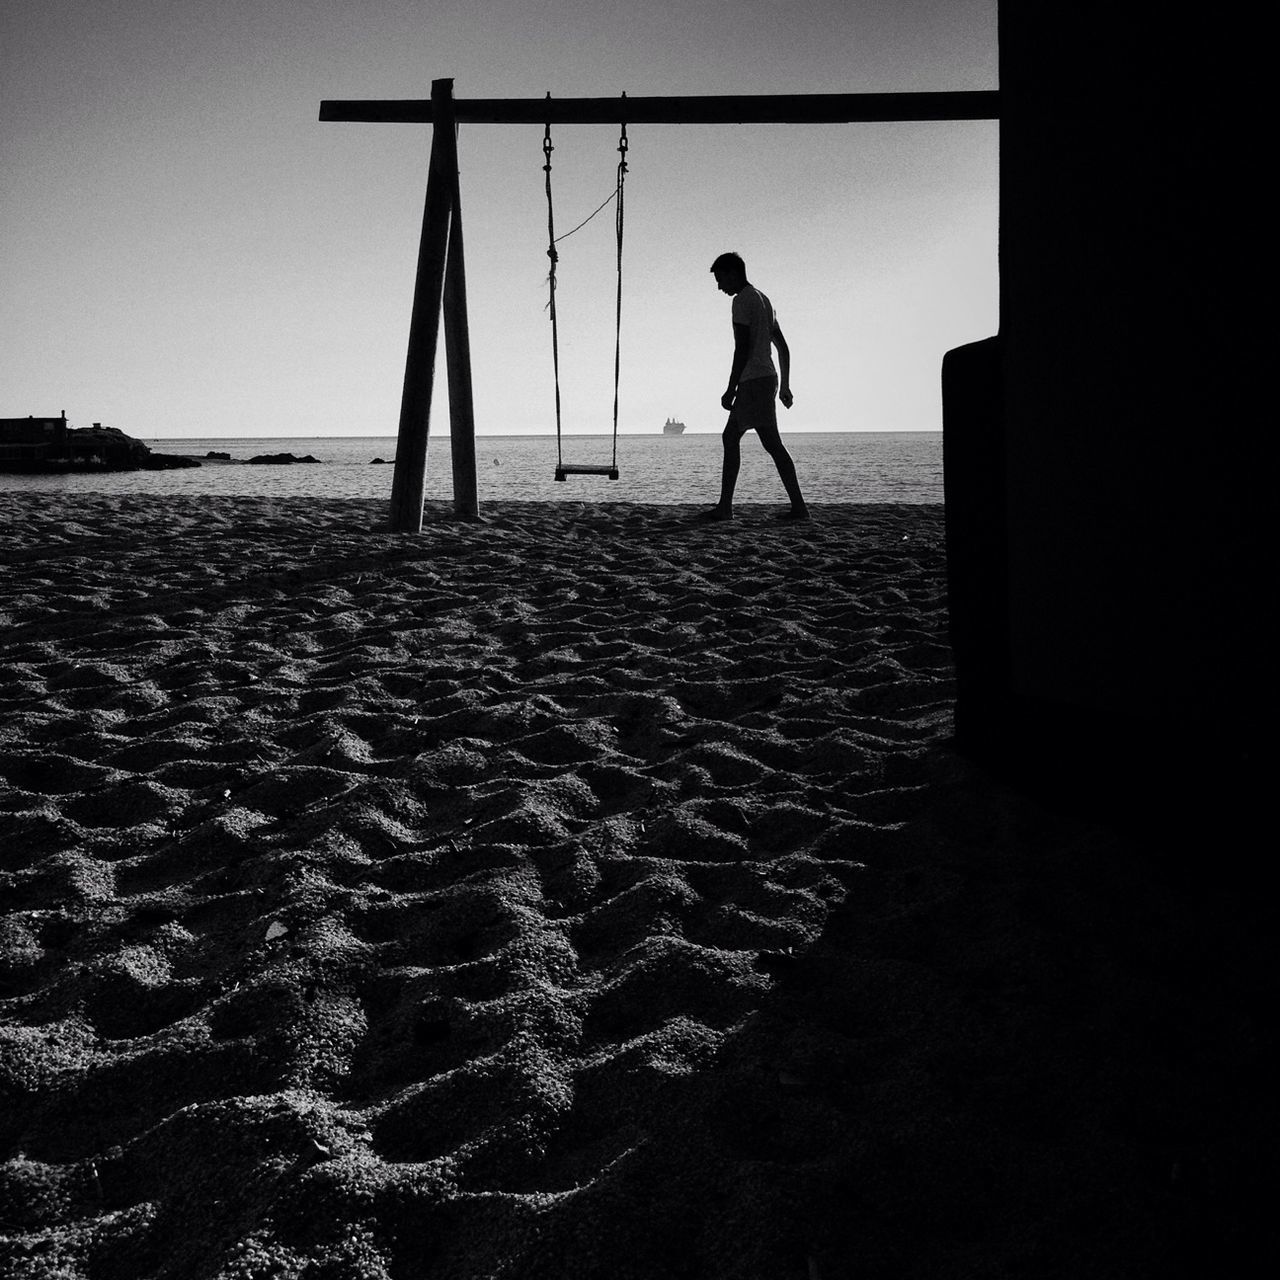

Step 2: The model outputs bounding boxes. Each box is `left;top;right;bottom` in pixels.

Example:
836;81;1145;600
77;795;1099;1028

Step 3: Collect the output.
944;6;1263;830
0;412;69;466
0;415;199;472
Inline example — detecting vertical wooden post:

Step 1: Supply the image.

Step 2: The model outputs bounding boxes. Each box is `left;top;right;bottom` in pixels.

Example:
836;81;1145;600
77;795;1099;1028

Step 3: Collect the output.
389;79;457;532
443;133;478;520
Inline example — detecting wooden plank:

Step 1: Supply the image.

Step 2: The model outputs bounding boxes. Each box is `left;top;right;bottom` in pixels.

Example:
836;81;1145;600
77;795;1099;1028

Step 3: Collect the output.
555;465;620;479
388;79;456;533
320;90;1000;126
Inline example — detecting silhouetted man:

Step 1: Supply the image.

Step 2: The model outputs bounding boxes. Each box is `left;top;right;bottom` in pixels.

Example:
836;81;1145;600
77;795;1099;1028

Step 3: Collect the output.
703;251;809;521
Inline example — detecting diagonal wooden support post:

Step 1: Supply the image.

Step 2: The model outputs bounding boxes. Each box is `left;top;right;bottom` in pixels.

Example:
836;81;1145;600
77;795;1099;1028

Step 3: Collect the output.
443;140;478;521
388;78;477;531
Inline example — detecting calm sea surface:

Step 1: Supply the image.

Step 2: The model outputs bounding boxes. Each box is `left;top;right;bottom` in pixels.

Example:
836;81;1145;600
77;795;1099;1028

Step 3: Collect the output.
0;433;941;505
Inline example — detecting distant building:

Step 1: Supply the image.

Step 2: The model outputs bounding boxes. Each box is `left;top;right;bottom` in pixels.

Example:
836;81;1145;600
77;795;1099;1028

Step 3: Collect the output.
0;413;163;471
0;411;68;464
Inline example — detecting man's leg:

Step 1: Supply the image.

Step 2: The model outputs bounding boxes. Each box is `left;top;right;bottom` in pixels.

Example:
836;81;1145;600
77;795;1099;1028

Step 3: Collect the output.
715;420;747;514
756;420;809;515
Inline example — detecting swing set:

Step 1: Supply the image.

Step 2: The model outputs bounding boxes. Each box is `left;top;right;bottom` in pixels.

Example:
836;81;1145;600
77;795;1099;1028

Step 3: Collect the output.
319;80;999;531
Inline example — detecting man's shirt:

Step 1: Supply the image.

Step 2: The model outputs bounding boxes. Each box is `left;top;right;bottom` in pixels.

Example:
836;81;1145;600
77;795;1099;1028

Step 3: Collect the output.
731;286;778;382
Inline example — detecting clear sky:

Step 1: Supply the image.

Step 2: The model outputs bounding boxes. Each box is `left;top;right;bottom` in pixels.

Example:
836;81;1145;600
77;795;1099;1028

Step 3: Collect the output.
2;0;998;437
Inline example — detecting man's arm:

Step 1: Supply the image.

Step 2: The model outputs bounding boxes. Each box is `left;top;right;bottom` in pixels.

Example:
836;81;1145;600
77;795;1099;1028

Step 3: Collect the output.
773;323;793;409
722;323;751;410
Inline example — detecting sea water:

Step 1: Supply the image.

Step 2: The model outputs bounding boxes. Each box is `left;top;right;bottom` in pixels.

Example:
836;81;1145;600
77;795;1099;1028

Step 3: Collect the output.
0;432;941;505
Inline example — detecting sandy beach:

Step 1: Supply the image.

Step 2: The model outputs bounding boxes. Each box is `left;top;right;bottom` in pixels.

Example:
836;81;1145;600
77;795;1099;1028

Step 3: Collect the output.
0;495;1268;1278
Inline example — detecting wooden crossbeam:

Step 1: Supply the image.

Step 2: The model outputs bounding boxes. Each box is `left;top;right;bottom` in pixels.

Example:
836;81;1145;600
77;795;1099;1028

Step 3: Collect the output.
320;90;1000;126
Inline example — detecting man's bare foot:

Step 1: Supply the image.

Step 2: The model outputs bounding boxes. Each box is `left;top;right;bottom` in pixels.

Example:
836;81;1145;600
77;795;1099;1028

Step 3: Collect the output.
775;507;810;521
697;506;733;521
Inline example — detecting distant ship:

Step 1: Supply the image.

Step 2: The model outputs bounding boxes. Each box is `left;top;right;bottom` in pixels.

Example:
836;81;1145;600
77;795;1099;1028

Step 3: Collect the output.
662;416;686;435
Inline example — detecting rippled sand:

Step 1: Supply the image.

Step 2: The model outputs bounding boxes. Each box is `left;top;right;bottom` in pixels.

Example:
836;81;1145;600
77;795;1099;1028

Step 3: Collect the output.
0;497;1265;1278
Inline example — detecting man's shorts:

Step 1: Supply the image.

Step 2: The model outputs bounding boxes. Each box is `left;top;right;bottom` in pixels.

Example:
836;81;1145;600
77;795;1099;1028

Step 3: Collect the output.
727;375;778;432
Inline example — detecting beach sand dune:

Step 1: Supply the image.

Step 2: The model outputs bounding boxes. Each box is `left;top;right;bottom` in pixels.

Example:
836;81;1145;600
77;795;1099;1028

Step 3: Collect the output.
0;497;1267;1278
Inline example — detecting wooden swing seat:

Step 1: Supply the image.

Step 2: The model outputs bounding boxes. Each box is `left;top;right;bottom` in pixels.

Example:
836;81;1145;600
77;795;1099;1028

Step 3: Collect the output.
555;464;620;481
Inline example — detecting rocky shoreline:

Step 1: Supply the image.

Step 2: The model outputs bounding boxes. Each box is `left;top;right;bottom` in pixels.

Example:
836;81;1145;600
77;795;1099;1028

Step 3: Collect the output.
1;428;329;474
198;451;324;466
0;425;200;473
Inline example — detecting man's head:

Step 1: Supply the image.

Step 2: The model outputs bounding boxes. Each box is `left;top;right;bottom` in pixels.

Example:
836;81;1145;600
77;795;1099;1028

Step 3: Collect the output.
710;251;747;296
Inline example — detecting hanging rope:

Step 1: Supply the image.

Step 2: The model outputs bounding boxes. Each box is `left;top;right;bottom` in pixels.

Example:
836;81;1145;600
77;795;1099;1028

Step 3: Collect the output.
542;101;564;473
612;103;628;472
542;93;628;478
554;179;623;243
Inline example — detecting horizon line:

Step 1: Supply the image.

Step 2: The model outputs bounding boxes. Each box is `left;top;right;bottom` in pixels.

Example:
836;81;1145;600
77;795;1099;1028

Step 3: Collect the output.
133;427;945;440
